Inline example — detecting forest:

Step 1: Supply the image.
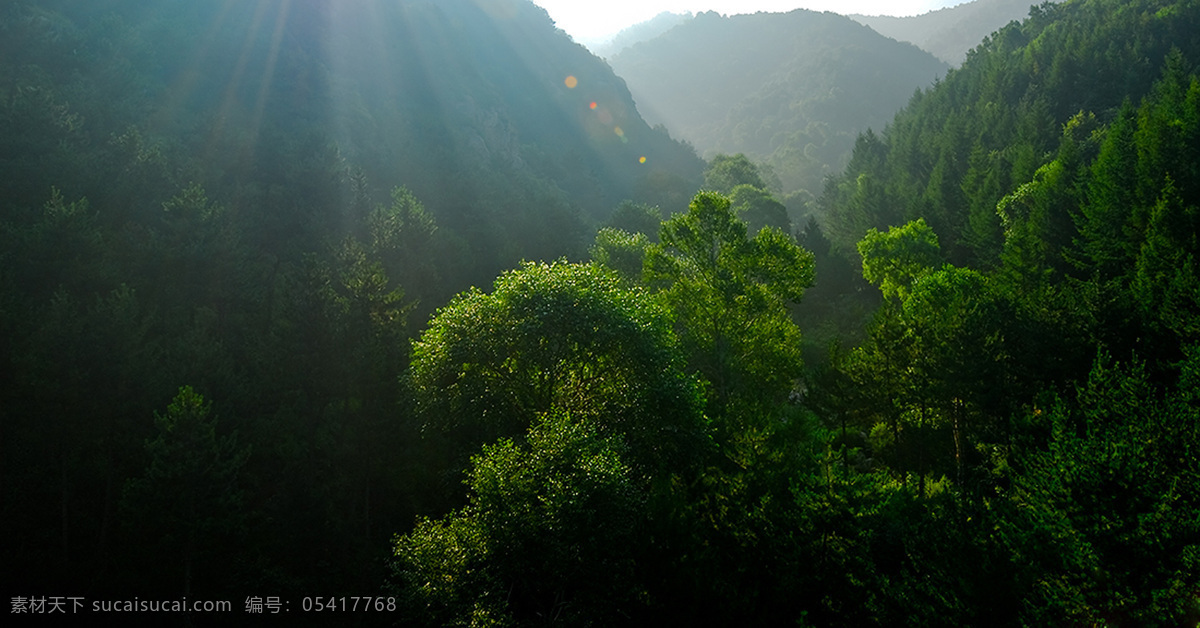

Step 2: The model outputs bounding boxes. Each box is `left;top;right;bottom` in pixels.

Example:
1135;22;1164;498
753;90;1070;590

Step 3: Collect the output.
2;0;1200;626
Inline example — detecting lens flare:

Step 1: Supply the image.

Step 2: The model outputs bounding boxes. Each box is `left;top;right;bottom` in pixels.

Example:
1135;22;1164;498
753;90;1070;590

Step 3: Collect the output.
639;156;647;164
564;75;578;88
589;101;597;109
613;126;624;137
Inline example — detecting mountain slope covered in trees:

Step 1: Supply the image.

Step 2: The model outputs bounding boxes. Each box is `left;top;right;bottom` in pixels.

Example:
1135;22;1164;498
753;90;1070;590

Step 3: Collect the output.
392;0;1200;624
4;0;1200;625
0;0;702;612
608;9;948;201
850;0;1068;65
821;0;1200;264
2;0;704;287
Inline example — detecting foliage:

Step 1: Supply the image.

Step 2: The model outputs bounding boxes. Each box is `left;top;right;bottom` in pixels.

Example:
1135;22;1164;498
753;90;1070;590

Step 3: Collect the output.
590;227;652;282
645;191;814;421
703;153;769;194
857;218;943;301
410;260;707;475
850;0;1067;66
6;0;1200;623
730;183;790;235
603;200;663;240
0;0;704;601
391;412;646;627
999;351;1200;625
822;0;1200;266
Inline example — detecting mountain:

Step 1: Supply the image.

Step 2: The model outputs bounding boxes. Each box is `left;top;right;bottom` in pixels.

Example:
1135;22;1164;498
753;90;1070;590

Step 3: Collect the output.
1;0;704;284
0;0;703;601
822;0;1200;265
589;11;693;58
607;10;948;200
850;0;1068;65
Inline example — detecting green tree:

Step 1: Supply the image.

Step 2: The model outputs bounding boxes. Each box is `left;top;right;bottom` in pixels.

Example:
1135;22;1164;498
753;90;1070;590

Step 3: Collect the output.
857;218;943;301
900;267;1016;487
366;186;440;308
1132;176;1200;349
391;412;645;626
729;183;790;235
1074;101;1139;277
590;227;652;282
122;386;250;596
703;153;768;194
410;260;706;475
645;191;814;422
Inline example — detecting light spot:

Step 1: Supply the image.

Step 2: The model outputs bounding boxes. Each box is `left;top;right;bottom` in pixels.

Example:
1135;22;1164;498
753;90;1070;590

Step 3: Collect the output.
589;101;597;110
613;126;624;137
639;156;647;164
564;75;578;89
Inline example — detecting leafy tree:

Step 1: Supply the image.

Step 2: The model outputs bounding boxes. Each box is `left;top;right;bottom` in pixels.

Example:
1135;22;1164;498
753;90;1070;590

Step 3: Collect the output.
604;200;663;240
703;153;768;194
729;183;790;235
391;412;645;626
410;261;706;475
590;227;652;282
994;112;1094;291
645;191;814;421
899;267;1018;487
857;218;943;301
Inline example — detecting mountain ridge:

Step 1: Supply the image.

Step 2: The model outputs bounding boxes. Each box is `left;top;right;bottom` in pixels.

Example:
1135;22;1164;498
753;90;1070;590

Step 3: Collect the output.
849;0;1068;65
608;9;948;198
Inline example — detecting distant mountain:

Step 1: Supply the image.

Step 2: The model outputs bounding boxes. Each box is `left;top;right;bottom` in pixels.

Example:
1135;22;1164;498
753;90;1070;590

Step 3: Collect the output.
608;10;948;198
850;0;1068;65
590;11;693;58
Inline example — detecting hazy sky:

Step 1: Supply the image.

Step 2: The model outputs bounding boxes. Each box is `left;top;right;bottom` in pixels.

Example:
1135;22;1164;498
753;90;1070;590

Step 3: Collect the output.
530;1;964;42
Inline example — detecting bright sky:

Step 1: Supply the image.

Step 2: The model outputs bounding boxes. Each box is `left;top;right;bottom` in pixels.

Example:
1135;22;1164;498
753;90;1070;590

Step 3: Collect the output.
530;0;963;43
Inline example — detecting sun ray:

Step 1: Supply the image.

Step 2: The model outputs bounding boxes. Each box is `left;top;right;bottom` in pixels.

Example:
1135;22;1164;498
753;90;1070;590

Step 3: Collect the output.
247;0;292;147
147;0;240;136
207;0;272;155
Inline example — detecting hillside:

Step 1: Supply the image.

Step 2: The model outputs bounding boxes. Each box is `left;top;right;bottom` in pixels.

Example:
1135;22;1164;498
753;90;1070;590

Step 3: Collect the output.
608;9;948;200
388;0;1200;624
802;1;1200;623
850;0;1068;65
5;0;1200;624
822;0;1200;265
1;0;704;287
0;0;702;604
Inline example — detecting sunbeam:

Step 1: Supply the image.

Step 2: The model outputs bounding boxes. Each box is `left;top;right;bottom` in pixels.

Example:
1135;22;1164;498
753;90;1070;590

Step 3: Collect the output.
248;0;292;145
147;0;240;137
